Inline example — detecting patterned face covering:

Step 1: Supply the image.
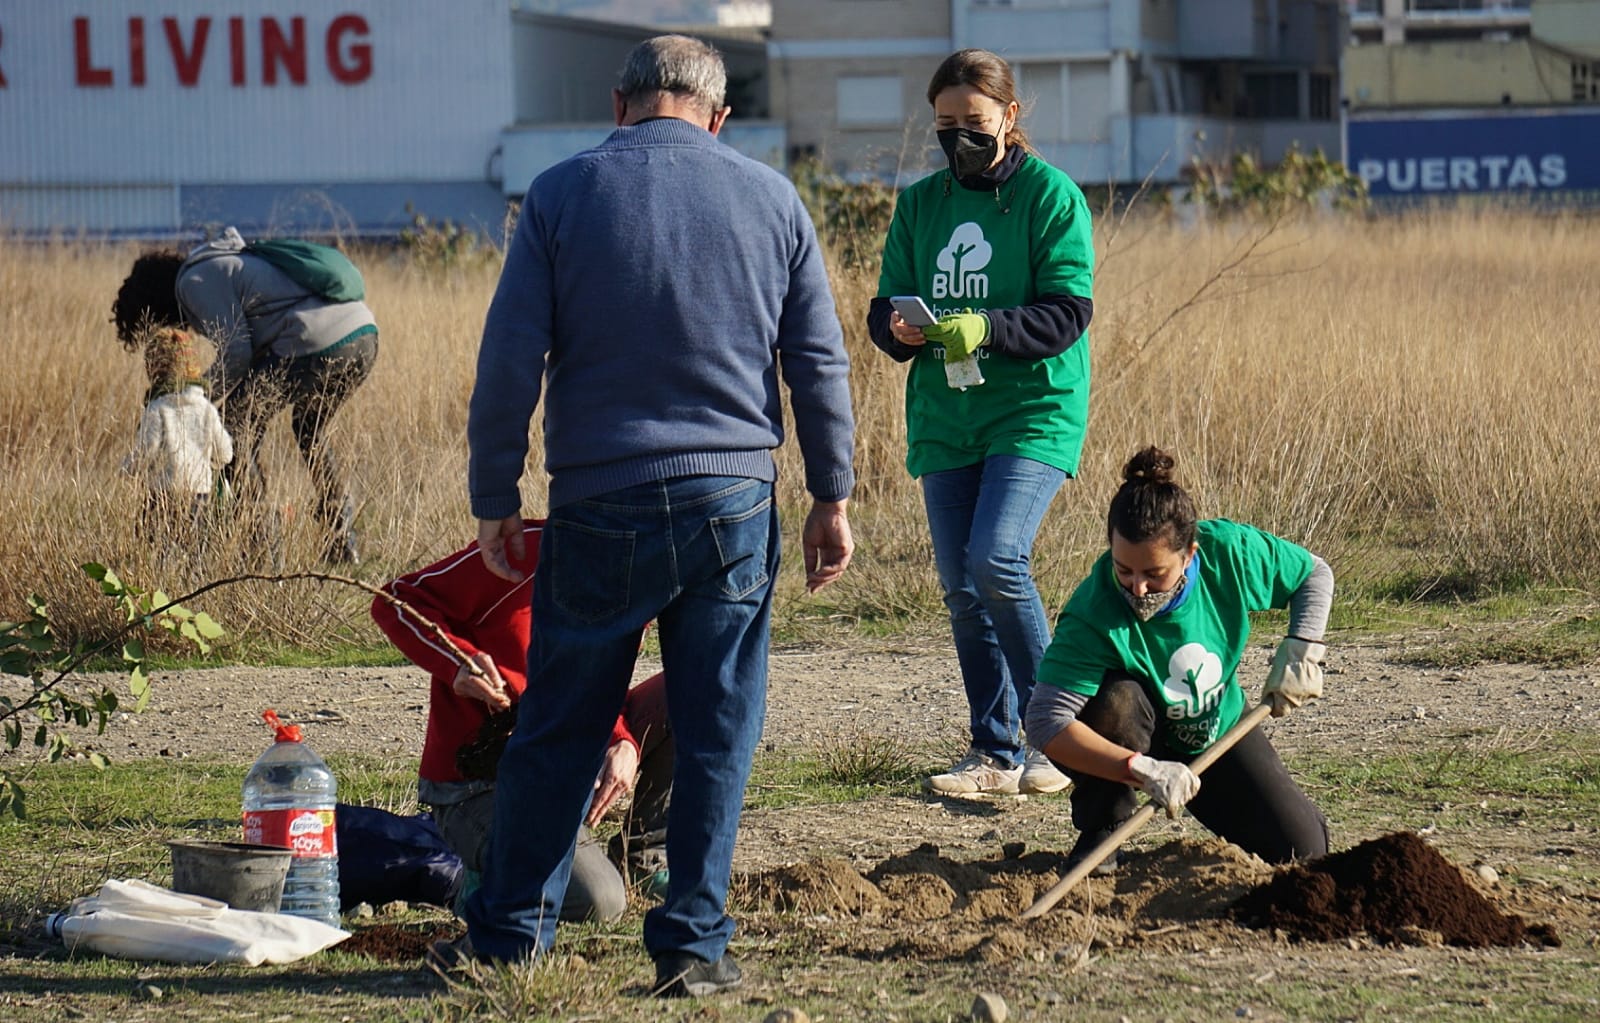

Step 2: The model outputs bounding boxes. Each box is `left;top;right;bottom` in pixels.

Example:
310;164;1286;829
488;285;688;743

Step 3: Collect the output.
1121;563;1191;622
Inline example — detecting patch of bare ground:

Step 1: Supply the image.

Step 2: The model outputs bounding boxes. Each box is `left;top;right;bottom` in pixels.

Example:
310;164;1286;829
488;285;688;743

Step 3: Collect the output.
19;635;1599;1017
40;637;1600;765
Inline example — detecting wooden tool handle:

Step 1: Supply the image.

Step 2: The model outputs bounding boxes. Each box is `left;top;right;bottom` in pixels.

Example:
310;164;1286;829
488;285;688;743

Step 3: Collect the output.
1020;702;1274;920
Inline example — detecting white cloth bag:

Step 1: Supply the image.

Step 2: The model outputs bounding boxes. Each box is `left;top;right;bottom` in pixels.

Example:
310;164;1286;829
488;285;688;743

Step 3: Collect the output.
48;879;349;965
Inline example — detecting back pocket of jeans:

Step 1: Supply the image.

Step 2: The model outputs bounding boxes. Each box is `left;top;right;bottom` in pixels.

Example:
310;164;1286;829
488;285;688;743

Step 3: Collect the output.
549;520;635;623
708;495;773;600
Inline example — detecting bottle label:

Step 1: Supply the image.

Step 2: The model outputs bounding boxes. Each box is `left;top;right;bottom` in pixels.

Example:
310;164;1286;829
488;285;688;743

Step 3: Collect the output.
242;808;337;857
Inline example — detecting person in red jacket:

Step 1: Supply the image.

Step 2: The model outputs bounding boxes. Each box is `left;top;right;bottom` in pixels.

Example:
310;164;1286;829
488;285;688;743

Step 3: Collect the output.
371;519;672;922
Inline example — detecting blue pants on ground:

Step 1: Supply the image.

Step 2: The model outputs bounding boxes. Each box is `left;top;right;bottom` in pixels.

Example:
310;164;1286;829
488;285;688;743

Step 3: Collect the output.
921;455;1066;769
462;475;778;964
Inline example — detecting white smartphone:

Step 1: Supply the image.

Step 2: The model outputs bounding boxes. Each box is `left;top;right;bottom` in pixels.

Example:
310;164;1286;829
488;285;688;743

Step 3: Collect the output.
889;295;937;328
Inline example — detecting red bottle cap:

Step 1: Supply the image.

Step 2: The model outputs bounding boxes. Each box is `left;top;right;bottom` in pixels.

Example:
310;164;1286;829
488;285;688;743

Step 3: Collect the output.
261;709;303;743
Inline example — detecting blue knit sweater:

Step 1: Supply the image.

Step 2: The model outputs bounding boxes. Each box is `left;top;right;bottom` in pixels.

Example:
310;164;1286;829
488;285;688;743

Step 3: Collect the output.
468;118;856;516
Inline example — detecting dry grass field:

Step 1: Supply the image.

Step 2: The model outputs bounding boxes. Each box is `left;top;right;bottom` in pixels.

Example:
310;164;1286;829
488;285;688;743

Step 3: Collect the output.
2;207;1597;652
3;205;1600;1020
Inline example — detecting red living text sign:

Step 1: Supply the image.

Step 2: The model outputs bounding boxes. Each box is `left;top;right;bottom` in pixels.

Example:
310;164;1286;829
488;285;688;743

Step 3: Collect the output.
13;13;374;89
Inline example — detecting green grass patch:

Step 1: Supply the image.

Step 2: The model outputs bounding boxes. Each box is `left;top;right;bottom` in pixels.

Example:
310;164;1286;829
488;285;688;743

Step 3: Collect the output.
0;755;420;932
1290;730;1600;883
1222;959;1600;1023
1393;610;1600;668
746;735;940;811
72;639;410;674
2;732;1595;1022
224;640;411;670
1261;586;1600;667
1299;730;1600;806
1365;568;1537;604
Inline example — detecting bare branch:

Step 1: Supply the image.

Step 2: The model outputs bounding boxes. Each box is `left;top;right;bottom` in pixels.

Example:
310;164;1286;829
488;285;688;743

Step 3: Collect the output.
1;571;479;730
1097;209;1296;394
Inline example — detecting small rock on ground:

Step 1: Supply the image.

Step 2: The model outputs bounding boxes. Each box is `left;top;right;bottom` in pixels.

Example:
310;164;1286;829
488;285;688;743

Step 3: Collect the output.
971;992;1007;1022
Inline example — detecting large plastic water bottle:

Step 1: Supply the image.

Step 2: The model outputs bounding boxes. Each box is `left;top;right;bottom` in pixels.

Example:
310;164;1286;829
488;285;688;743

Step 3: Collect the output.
242;710;341;928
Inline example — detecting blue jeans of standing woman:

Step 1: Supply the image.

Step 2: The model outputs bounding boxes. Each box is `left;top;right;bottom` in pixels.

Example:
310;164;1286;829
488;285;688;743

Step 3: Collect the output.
462;475;778;964
921;455;1066;769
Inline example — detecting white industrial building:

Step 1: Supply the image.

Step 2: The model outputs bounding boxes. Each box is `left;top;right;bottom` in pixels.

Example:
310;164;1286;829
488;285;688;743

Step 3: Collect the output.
770;0;1346;185
1;1;1351;237
0;0;774;238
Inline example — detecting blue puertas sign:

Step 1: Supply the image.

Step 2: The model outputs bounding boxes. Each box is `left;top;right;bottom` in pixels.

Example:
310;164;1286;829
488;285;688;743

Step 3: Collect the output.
1347;108;1600;198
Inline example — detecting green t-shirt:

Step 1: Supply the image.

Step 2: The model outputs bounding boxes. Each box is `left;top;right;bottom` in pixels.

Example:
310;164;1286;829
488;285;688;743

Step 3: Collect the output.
1036;519;1315;755
876;155;1094;478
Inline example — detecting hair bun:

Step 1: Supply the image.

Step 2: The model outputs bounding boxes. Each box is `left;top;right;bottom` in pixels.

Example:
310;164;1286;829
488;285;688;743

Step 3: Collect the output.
1123;446;1176;486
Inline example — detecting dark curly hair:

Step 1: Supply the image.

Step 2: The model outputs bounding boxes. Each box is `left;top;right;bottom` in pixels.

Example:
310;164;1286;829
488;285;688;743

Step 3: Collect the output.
112;250;186;349
1107;446;1198;550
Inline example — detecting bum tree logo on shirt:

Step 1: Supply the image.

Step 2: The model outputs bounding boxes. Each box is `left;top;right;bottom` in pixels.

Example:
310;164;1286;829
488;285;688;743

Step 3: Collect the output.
932;223;992;301
1159;643;1224;720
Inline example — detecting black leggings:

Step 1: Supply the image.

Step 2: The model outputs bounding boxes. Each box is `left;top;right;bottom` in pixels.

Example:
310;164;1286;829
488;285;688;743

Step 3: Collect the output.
220;334;377;532
1066;674;1328;863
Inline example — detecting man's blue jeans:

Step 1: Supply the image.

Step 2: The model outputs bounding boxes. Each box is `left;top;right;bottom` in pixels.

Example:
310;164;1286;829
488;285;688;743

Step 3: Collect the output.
921;456;1066;769
462;476;778;964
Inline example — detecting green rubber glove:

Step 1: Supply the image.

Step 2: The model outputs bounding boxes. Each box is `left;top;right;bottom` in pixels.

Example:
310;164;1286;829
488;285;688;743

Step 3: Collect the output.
922;312;989;361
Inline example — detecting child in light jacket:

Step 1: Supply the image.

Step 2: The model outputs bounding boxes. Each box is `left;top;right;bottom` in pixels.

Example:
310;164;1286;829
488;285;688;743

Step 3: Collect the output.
123;327;234;539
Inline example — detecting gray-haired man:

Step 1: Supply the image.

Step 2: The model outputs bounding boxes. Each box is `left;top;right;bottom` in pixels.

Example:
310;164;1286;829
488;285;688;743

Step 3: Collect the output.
443;35;856;997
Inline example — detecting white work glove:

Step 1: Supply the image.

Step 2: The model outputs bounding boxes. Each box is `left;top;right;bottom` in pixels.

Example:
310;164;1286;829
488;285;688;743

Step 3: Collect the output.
1127;754;1201;819
1263;637;1326;718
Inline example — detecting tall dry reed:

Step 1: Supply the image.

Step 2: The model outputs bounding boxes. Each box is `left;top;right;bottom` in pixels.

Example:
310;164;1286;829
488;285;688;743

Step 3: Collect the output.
1;205;1596;653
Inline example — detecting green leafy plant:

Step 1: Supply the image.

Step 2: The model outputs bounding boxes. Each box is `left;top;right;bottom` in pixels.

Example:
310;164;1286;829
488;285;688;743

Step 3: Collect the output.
1187;144;1369;216
398;202;499;270
0;565;475;821
790;158;898;271
0;564;222;819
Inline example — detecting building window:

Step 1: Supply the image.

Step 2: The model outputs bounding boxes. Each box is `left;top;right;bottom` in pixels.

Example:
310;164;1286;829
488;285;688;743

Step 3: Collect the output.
1067;63;1111;143
1019;63;1064;143
836;75;903;128
1573;62;1600;103
1242;71;1299;119
1310;73;1333;121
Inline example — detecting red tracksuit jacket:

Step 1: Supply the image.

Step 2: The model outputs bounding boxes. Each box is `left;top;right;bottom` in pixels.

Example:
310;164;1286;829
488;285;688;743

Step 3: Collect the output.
371;520;638;784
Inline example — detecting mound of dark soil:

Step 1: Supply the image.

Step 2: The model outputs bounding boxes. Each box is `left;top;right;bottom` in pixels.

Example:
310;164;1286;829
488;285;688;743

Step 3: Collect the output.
1232;832;1560;948
340;922;458;962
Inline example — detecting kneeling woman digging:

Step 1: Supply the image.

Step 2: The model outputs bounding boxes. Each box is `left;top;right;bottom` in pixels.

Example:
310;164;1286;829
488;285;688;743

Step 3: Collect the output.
1025;446;1332;880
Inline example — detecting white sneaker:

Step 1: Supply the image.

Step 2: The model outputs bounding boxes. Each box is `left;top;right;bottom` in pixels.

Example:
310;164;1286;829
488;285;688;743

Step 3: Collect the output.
1019;748;1072;795
924;750;1023;795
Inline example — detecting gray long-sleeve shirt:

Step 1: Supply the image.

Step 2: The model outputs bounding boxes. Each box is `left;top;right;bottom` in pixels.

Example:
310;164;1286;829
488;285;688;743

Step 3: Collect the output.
178;230;376;398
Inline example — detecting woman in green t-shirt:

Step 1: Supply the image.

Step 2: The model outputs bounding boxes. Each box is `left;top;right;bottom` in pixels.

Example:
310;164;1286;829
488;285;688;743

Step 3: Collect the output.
1025;448;1331;872
868;49;1094;797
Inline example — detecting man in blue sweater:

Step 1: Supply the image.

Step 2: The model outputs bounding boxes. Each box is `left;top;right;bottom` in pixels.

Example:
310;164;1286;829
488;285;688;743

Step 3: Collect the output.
452;35;856;996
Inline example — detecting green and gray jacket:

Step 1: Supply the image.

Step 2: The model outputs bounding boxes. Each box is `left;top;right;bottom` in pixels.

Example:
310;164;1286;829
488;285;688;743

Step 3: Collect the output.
178;228;377;397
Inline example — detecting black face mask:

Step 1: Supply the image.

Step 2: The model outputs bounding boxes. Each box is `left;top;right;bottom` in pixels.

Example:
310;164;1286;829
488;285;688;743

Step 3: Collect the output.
937;127;999;182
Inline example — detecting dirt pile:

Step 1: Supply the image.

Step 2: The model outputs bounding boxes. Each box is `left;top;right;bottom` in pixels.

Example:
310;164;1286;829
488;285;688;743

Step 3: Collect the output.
340;922;457;963
1232;831;1561;948
737;838;1274;961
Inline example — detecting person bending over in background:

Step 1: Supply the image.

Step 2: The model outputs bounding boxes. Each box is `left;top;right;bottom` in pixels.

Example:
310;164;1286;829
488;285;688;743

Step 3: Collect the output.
121;325;233;549
112;227;378;564
371;518;673;923
1027;447;1332;875
868;48;1094;797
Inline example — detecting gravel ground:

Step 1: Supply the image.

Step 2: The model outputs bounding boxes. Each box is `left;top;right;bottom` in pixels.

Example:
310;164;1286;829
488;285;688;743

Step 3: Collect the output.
45;636;1600;769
